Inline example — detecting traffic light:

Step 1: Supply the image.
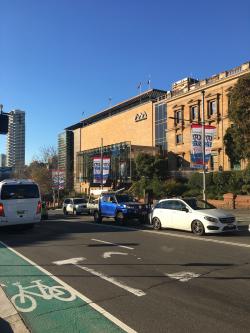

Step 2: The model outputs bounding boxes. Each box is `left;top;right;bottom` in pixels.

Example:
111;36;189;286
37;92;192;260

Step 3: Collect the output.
0;113;9;134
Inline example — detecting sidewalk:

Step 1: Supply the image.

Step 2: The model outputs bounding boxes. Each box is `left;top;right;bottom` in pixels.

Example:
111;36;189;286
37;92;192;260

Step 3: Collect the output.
0;286;29;333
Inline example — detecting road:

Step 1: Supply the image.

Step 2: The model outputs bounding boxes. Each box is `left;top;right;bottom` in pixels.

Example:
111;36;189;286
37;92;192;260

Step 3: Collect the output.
0;210;250;333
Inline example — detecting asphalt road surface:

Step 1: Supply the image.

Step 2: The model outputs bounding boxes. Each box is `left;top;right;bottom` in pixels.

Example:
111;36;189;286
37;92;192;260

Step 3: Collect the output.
0;210;250;333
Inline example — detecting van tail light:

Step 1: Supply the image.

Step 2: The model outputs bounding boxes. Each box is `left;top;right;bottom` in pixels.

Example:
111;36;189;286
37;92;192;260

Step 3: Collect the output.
0;203;5;217
36;201;42;214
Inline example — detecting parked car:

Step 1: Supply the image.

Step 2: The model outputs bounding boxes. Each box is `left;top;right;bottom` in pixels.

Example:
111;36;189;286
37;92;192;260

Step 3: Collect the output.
93;192;148;224
151;197;237;236
87;197;99;215
63;198;88;215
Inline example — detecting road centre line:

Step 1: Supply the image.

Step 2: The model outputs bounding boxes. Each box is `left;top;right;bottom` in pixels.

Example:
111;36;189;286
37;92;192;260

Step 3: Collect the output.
0;241;137;333
82;222;250;250
92;238;134;250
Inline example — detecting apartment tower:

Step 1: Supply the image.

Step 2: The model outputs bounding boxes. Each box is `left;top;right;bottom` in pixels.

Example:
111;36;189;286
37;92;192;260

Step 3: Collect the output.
7;110;25;170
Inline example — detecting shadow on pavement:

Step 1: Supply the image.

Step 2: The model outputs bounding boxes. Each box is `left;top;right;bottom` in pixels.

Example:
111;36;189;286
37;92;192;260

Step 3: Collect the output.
0;213;141;248
0;318;14;333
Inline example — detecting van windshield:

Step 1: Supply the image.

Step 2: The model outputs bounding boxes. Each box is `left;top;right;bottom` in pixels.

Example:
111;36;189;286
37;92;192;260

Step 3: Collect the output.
1;184;40;200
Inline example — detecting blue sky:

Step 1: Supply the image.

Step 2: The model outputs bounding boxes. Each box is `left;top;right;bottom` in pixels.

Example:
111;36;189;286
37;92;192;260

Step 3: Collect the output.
0;0;249;163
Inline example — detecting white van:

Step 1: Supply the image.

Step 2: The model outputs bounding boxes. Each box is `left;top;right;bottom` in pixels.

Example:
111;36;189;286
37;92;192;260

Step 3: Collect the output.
0;179;42;228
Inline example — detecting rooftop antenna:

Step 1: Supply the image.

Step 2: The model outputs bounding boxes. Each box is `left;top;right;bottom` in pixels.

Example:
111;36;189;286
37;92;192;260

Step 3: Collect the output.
108;97;112;108
147;75;151;90
137;82;142;103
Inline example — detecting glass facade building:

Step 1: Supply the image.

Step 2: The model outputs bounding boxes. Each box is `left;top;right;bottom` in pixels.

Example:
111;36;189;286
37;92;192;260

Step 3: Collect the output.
76;141;131;188
155;103;167;155
58;131;74;190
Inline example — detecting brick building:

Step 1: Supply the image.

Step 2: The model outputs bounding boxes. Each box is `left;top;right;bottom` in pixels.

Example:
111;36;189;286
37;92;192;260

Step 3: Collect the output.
159;62;250;173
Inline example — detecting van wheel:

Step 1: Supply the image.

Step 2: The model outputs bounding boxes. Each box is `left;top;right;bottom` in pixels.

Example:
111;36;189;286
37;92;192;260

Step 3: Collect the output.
152;217;162;230
94;211;102;223
115;212;126;225
191;220;205;236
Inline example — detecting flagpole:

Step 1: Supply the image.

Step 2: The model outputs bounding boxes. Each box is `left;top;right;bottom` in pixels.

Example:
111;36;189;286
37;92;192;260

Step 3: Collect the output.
201;90;206;201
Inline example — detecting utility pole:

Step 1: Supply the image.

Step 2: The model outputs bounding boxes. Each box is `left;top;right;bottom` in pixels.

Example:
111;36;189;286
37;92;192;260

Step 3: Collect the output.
100;138;103;190
201;90;206;201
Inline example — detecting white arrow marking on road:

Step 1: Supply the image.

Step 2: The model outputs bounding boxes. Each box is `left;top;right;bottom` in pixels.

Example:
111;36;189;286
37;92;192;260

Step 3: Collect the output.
166;271;200;282
53;258;146;297
53;257;86;265
103;252;128;259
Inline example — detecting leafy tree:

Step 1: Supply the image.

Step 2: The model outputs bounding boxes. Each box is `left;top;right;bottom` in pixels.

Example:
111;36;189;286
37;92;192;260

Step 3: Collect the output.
135;153;155;179
135;153;168;180
27;161;52;196
224;73;250;163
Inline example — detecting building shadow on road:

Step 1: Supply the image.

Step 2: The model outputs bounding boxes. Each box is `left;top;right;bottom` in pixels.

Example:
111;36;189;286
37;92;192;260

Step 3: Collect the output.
0;215;141;248
0;318;14;333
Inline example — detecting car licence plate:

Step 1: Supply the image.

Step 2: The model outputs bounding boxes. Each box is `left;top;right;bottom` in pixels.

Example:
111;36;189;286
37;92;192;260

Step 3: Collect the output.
17;210;25;215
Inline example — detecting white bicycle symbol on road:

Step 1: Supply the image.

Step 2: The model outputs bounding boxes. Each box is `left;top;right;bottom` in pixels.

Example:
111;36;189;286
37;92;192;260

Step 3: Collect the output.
11;280;76;312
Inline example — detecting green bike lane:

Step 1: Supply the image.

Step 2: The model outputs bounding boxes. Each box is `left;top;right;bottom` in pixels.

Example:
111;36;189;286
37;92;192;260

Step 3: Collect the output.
0;241;135;333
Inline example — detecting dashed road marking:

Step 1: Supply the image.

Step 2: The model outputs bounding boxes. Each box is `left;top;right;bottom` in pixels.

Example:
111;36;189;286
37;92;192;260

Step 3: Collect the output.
166;271;200;282
92;238;134;250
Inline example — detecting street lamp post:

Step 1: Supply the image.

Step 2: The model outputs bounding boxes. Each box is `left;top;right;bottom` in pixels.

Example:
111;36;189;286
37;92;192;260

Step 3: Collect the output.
169;90;207;201
201;90;206;201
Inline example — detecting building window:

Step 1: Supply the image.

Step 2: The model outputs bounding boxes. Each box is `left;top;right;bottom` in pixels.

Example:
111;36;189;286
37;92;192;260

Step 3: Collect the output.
176;156;183;169
210;152;218;171
155;103;167;155
208;100;216;117
176;134;183;145
175;109;183;125
190;105;199;122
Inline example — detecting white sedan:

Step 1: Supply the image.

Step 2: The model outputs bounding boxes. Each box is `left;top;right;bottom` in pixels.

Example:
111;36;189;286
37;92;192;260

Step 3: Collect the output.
151;198;237;236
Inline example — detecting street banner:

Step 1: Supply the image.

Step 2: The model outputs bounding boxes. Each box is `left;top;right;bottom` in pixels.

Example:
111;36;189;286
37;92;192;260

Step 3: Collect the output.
93;157;110;184
93;157;101;183
52;170;65;190
120;161;127;178
102;157;110;184
191;124;216;168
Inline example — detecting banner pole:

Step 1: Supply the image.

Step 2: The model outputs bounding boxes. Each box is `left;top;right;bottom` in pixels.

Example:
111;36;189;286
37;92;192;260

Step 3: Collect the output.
201;90;206;201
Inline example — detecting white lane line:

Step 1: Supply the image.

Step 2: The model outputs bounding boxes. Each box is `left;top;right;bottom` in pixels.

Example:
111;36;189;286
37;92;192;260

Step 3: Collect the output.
73;264;145;297
103;252;128;259
166;271;200;282
83;222;250;250
92;238;134;250
144;230;250;249
0;242;137;333
53;257;145;297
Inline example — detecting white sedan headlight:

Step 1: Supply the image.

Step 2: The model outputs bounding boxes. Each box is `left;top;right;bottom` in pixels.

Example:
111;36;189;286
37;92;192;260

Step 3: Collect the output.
204;216;219;223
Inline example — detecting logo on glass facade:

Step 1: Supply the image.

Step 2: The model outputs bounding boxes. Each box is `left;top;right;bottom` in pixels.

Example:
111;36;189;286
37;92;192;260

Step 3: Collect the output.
135;111;147;122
